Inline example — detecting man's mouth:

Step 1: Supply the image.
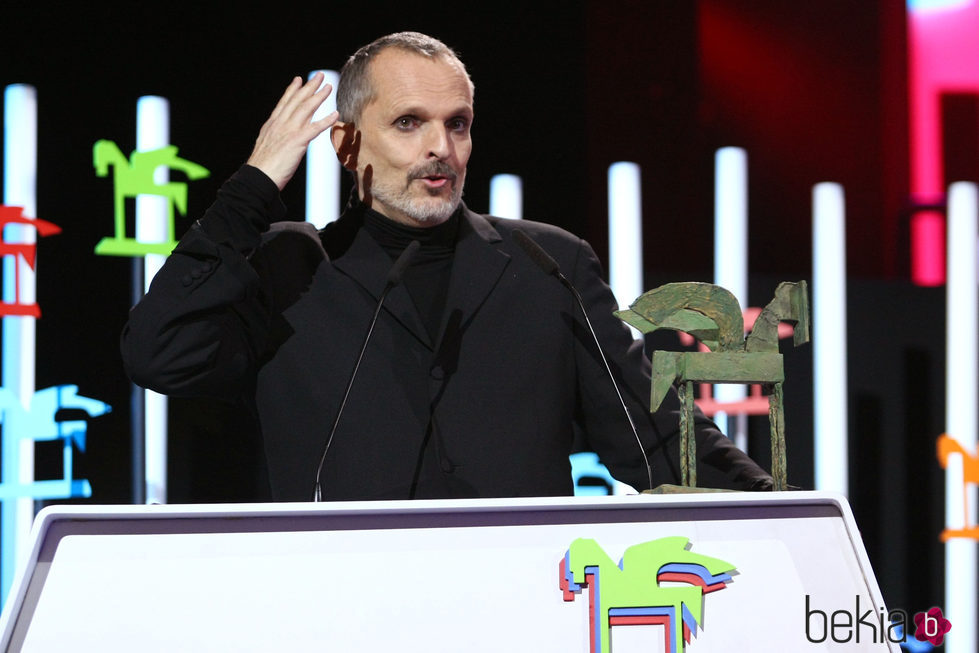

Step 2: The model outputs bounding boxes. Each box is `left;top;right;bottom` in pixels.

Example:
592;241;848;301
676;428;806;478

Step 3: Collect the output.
411;162;458;192
419;174;451;189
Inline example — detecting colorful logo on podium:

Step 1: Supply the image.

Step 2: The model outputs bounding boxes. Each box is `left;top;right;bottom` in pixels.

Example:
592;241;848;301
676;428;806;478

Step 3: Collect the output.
560;537;736;653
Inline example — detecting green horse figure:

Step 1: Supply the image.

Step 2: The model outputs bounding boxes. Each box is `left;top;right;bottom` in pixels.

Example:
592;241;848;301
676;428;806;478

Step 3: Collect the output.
93;139;209;257
615;281;809;490
560;536;736;653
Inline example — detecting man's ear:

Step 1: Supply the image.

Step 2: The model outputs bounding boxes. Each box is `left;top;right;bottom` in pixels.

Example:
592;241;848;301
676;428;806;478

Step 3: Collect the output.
331;121;359;171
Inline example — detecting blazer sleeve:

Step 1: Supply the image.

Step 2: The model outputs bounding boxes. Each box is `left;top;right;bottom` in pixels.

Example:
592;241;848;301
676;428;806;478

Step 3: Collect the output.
120;165;286;400
568;237;773;491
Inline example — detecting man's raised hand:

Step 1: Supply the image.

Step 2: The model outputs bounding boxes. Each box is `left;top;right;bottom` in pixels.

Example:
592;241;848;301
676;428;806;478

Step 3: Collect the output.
246;72;339;191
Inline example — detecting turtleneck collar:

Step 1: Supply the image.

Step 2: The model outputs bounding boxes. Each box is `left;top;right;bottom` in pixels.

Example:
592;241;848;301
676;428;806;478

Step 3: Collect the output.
361;203;460;260
343;189;461;259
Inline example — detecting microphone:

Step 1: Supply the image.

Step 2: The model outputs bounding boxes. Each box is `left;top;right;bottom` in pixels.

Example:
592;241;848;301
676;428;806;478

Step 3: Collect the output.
312;240;420;501
512;229;654;492
386;239;418;286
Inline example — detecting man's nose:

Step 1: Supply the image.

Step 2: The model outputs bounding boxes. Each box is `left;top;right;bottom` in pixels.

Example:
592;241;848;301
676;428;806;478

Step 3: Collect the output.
425;125;451;159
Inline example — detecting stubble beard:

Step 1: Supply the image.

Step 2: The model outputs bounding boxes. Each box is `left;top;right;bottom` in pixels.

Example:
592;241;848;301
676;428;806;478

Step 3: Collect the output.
371;161;465;226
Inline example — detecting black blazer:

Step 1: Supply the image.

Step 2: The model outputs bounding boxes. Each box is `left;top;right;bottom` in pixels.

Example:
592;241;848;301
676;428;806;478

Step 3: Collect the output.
122;166;771;500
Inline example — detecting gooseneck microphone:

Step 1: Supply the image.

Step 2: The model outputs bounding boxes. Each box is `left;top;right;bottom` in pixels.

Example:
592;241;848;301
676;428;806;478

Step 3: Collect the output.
312;239;420;501
512;229;654;492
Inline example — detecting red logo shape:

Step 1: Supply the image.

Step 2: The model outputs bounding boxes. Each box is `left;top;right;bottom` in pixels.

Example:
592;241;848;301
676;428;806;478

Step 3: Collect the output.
913;606;952;645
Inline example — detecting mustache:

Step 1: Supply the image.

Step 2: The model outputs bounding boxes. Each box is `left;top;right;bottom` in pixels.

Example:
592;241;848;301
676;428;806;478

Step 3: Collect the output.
408;161;458;182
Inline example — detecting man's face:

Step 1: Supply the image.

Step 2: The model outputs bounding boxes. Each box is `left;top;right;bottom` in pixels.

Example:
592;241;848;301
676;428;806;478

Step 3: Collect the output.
343;48;473;227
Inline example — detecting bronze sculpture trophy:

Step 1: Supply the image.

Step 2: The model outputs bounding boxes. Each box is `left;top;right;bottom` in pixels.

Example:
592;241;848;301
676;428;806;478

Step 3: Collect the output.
615;281;810;492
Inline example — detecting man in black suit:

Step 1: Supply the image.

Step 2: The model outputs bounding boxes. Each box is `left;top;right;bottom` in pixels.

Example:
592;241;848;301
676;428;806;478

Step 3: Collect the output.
122;32;772;500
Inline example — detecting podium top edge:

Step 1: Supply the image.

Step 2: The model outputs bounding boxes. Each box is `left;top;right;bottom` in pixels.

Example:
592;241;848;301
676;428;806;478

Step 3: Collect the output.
33;490;850;526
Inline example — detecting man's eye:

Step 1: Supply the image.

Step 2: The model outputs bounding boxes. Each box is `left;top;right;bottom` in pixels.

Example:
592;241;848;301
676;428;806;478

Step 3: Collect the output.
395;116;418;130
448;118;469;132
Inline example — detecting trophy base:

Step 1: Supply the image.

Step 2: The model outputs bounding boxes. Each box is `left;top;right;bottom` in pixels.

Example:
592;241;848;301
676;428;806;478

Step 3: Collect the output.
642;484;738;495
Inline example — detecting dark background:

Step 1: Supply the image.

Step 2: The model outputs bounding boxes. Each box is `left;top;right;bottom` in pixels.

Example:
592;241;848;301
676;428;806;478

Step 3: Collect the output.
0;0;959;615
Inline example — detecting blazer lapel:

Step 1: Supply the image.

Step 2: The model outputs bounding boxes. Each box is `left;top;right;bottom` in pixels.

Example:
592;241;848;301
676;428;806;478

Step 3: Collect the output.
434;209;511;350
332;226;432;348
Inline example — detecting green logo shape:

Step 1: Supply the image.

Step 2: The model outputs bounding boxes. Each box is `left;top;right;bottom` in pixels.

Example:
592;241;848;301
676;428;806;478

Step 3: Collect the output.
561;536;736;652
93;139;209;257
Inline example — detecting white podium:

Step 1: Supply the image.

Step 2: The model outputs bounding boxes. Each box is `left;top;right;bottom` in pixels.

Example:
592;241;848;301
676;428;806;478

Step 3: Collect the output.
0;492;897;652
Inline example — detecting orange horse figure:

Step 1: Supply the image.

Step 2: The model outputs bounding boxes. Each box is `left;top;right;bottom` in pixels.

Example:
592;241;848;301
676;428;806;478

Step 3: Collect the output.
937;434;979;541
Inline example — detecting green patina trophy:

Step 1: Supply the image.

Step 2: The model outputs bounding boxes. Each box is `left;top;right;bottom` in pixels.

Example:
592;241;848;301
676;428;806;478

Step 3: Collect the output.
615;281;810;492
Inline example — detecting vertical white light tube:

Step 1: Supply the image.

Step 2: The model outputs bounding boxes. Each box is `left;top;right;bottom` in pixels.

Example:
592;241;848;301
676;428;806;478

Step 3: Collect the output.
305;70;340;228
945;181;977;653
608;162;643;314
812;183;848;496
608;162;643;495
136;96;169;505
714;147;748;450
490;174;523;219
1;84;37;600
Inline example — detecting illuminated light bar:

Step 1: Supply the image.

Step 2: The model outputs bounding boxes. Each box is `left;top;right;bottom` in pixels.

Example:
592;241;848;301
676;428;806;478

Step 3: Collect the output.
713;148;749;450
490;174;522;219
945;181;977;653
907;0;979;284
136;96;169;505
305;70;340;228
812;183;849;496
607;162;642;494
1;83;38;601
608;162;642;315
911;211;946;286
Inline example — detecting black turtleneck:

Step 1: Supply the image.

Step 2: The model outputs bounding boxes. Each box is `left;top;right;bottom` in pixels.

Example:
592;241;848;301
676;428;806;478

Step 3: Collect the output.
361;206;460;342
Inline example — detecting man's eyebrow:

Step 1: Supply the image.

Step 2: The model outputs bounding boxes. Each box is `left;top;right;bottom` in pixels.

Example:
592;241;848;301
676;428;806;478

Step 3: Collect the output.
446;105;475;121
388;102;473;117
389;103;423;116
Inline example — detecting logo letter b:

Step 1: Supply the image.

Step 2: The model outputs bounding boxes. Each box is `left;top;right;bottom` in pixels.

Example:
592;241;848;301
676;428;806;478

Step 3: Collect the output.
806;595;828;643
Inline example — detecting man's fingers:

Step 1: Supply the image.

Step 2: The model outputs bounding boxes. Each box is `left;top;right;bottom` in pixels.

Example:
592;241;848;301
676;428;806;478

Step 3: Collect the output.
248;73;336;191
309;110;340;137
267;76;304;122
297;110;338;148
269;72;326;123
289;75;333;125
